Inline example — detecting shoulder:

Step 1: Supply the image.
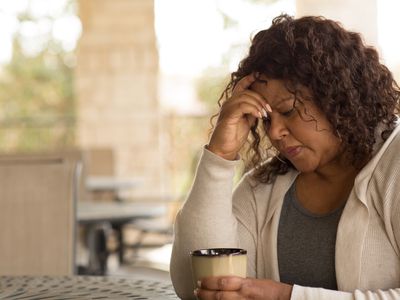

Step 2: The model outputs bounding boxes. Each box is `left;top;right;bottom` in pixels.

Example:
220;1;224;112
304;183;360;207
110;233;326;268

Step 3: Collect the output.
234;162;271;193
375;124;400;164
361;123;400;176
233;164;297;203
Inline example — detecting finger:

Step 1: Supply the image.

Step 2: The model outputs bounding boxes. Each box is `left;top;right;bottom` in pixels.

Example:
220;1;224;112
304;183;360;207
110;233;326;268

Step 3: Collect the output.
200;276;244;291
229;87;271;113
224;101;264;120
232;74;256;94
247;115;257;128
225;99;268;118
237;90;269;115
223;98;267;120
196;289;242;300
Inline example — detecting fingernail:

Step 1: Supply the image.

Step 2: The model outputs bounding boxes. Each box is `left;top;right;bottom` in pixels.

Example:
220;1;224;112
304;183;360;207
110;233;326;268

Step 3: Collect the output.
262;108;268;117
265;103;272;113
258;111;262;119
194;288;199;296
197;280;201;288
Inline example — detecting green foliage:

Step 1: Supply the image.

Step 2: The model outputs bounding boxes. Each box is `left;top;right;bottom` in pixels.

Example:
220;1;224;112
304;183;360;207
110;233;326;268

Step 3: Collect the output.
0;15;75;152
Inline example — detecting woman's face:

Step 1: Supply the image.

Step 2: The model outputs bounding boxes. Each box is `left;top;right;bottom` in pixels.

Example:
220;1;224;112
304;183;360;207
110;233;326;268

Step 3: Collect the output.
251;78;343;173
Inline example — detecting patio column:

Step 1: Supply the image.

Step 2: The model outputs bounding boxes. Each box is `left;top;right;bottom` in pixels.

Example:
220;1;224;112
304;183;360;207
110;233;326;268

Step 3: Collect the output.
75;0;167;198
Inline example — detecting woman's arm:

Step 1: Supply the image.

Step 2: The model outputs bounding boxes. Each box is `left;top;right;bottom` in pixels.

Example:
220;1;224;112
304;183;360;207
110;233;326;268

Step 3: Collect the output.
171;74;269;299
197;277;400;299
170;147;241;299
170;147;261;299
292;285;400;299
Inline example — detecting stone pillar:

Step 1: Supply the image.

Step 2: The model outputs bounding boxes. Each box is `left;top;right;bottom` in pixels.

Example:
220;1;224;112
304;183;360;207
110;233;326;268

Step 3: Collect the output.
296;0;378;48
75;0;166;198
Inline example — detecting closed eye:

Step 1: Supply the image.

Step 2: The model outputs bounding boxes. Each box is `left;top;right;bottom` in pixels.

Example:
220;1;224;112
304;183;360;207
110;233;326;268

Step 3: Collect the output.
262;107;295;130
280;108;295;117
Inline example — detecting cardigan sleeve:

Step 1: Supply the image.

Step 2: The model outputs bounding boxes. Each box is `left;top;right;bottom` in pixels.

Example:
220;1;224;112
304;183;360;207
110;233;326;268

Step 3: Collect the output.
389;154;400;257
170;147;257;299
292;285;400;299
232;174;259;278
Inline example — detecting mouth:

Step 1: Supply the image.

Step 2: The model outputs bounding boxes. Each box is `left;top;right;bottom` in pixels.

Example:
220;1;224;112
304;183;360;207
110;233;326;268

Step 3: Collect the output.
282;146;302;158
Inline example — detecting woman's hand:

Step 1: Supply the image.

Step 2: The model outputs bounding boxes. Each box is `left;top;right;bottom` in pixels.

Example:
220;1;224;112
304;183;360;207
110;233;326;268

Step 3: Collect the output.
207;74;271;160
195;276;293;300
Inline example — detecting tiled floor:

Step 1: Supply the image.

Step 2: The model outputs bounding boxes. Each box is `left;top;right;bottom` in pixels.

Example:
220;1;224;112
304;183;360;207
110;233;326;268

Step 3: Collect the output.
124;244;172;270
107;244;172;281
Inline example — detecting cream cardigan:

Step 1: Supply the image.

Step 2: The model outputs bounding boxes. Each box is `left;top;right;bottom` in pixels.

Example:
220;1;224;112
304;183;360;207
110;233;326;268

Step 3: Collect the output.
170;125;400;299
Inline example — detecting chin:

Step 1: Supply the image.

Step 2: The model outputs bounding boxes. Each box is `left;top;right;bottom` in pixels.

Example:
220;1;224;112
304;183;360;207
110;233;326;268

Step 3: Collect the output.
291;161;317;173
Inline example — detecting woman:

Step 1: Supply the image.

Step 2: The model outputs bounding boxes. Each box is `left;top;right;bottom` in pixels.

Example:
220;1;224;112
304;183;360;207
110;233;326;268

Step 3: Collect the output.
170;14;400;299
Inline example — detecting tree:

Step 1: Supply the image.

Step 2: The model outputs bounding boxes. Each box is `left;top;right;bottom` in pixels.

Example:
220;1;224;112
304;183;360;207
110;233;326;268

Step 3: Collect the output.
0;5;76;152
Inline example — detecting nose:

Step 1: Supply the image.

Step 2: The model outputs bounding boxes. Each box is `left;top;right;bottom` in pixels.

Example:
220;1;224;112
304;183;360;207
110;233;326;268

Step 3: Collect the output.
267;114;289;141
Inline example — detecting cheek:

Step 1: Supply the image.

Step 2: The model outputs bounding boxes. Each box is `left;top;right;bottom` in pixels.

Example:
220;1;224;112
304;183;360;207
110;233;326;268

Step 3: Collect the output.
312;134;342;161
292;124;341;163
293;112;338;148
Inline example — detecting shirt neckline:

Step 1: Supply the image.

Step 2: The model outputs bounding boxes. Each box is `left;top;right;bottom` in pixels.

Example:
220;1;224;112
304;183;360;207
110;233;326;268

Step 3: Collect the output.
288;182;345;218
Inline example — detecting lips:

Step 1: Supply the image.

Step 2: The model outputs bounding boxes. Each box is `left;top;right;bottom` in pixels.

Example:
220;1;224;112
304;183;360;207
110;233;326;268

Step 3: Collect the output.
283;146;302;158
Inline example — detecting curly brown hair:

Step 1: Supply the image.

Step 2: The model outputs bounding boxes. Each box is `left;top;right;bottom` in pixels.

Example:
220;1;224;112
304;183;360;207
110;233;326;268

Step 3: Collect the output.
215;14;400;183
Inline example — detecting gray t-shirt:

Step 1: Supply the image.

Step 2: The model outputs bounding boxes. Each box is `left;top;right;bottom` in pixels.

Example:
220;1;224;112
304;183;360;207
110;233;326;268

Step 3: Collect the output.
277;182;344;289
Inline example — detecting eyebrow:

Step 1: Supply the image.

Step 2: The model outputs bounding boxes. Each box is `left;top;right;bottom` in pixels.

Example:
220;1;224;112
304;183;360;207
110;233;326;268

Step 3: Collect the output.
278;95;295;102
273;95;295;107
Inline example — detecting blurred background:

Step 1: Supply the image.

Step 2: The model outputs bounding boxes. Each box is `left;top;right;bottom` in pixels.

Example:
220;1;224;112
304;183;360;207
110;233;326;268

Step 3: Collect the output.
1;0;399;278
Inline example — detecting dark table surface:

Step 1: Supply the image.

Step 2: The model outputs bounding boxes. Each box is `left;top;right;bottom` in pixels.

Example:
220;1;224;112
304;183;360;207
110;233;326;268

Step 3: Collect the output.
0;275;179;300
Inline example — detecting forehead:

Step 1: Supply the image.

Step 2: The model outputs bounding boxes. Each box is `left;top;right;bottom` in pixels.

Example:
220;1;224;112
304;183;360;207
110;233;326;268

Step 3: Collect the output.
250;77;312;106
250;78;294;105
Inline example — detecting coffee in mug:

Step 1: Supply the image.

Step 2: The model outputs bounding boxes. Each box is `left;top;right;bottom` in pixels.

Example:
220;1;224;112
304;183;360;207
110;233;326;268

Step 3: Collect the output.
190;248;247;284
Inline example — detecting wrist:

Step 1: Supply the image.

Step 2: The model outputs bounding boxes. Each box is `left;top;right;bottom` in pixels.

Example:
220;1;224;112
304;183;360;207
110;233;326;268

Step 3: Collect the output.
280;284;292;300
205;144;238;161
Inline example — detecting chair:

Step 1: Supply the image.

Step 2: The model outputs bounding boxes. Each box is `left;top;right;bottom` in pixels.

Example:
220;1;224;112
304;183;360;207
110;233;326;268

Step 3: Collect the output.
0;153;82;276
83;147;117;202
